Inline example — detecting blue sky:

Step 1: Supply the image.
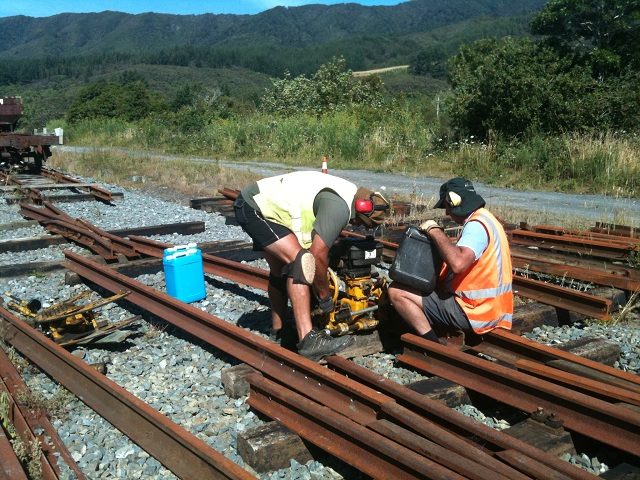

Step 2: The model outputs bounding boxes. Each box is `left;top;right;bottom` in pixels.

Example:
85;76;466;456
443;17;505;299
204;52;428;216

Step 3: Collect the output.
0;1;408;18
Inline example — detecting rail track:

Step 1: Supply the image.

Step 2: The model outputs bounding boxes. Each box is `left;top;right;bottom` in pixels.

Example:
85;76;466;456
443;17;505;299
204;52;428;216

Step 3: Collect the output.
0;170;639;479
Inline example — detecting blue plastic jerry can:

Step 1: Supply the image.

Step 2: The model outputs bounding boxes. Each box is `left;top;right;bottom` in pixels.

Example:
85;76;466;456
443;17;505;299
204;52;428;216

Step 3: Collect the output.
162;243;206;303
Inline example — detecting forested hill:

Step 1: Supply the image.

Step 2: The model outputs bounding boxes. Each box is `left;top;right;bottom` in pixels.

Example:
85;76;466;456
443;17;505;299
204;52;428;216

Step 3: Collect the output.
0;0;546;58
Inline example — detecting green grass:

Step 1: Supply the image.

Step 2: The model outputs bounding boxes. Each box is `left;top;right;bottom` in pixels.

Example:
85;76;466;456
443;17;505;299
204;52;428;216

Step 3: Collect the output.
62;107;640;202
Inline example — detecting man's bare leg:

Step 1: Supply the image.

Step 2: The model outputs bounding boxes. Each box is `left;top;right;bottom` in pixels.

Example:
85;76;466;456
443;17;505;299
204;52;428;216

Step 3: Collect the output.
264;252;287;332
263;234;313;338
387;284;432;335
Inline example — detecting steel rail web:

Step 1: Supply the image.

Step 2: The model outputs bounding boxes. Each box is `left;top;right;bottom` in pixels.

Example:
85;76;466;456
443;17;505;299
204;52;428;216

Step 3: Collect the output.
326;355;594;480
62;252;537;479
483;329;640;393
0;427;28;480
247;374;466;480
0;348;86;480
0;378;59;480
398;335;640;457
0;306;254;480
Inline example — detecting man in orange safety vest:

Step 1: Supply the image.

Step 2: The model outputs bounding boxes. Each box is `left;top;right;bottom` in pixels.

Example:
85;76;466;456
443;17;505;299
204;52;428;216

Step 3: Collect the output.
388;177;513;343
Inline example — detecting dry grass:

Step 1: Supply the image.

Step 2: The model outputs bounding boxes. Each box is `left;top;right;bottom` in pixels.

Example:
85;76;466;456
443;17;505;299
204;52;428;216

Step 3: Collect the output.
50;149;625;230
609;290;640;325
49;150;262;198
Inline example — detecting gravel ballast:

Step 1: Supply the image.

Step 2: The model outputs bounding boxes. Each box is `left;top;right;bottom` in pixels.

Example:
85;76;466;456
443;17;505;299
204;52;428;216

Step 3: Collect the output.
1;178;638;479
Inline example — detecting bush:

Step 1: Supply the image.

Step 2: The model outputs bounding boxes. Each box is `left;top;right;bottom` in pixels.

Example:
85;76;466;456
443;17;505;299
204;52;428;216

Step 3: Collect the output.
260;57;386;116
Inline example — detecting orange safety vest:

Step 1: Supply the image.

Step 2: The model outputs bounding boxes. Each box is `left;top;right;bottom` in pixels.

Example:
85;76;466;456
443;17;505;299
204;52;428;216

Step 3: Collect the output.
439;208;513;334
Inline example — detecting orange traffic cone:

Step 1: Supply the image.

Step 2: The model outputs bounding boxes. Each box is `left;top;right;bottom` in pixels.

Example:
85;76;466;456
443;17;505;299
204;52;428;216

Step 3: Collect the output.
321;156;328;174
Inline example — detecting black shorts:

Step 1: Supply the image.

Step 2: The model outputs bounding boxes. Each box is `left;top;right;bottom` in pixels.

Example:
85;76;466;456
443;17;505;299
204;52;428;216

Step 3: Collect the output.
234;194;292;251
422;290;473;334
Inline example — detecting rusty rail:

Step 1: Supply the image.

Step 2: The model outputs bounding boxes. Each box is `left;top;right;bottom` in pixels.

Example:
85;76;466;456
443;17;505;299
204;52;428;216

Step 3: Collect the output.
326;356;593;480
480;329;640;394
20;202;140;260
62;251;589;479
40;169;114;203
509;229;636;260
0;348;85;479
0;426;28;480
511;245;640;292
248;375;469;480
0;306;254;480
398;334;640;457
530;224;640;246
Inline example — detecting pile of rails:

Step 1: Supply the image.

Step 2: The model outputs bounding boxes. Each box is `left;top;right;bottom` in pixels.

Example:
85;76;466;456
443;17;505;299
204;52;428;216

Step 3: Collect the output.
1;178;639;479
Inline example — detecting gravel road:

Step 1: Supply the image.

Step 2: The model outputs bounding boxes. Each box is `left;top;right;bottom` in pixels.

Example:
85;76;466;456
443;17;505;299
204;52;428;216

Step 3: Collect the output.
58;146;640;225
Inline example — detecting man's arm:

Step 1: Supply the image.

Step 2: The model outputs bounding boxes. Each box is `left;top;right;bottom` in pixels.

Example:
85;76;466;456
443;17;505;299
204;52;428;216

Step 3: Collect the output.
426;228;476;274
309;236;331;299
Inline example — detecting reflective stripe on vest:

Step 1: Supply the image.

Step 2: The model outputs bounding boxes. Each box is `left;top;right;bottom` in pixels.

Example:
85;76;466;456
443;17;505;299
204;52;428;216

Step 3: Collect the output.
253;171;357;248
447;208;513;334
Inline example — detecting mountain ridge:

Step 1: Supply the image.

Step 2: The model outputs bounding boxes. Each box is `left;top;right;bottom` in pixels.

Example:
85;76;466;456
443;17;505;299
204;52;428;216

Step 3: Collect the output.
0;0;546;58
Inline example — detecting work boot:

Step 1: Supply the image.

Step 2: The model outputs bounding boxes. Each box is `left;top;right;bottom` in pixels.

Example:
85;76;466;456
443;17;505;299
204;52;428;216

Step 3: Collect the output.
268;328;282;343
296;329;355;362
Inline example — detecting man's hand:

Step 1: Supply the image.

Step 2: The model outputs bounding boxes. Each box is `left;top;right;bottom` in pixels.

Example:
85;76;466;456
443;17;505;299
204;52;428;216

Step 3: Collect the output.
317;295;335;314
420;220;442;235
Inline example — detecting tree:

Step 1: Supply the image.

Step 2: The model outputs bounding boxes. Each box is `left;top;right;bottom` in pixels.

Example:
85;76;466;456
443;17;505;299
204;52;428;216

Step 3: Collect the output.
410;44;448;78
260;57;385;116
66;77;164;123
531;0;640;77
447;38;596;138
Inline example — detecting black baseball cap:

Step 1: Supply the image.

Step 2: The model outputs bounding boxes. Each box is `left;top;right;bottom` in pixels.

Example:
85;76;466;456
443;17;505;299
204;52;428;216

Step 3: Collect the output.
433;177;485;217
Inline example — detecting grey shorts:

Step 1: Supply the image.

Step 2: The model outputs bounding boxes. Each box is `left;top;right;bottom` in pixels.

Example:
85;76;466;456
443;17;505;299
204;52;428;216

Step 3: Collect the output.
233;194;292;250
422;290;472;333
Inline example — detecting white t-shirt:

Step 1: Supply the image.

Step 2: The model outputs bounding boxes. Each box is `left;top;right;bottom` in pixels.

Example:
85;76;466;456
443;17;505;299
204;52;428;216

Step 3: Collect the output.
457;220;489;260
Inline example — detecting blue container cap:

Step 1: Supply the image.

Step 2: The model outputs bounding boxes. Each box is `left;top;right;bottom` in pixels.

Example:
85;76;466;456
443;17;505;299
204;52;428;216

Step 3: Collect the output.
165;248;198;261
164;242;197;256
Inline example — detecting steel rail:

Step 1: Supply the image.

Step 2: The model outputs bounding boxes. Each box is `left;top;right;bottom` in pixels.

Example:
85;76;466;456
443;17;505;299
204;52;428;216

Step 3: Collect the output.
477;329;640;395
512;275;612;319
40;169;113;203
0;306;254;480
326;356;595;480
127;235;270;290
514;359;640;406
0;376;59;479
0;426;28;480
19;202;141;260
592;222;638;238
247;374;464;480
509;229;635;260
511;248;640;292
548;227;640;244
367;419;526;480
531;224;640;245
0;348;85;479
64;250;389;425
64;252;549;479
398;334;640;457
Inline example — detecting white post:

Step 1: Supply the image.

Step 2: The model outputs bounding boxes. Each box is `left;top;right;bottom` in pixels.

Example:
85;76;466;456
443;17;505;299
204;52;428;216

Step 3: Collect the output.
54;127;64;144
